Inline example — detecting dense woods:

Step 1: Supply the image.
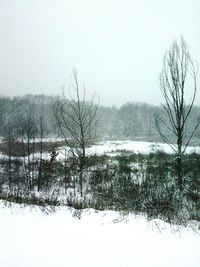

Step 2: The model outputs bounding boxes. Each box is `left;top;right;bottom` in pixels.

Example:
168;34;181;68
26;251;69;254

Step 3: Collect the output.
0;94;199;142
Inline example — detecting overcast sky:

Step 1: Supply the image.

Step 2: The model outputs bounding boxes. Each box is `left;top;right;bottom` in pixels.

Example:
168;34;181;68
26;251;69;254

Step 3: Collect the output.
0;0;199;106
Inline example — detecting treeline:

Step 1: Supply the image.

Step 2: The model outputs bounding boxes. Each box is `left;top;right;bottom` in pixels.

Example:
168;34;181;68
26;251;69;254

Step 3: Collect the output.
0;94;199;142
0;94;58;138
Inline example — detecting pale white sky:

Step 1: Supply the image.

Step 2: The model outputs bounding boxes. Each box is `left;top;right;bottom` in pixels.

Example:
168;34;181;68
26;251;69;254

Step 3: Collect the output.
0;0;199;106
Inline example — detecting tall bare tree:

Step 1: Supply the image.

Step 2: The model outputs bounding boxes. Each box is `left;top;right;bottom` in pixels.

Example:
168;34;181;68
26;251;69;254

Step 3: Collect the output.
155;37;199;190
55;70;99;196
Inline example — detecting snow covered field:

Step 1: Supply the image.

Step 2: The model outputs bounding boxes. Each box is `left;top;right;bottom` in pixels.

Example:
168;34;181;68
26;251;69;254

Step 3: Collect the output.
54;140;200;160
88;140;200;155
0;201;200;267
1;140;199;162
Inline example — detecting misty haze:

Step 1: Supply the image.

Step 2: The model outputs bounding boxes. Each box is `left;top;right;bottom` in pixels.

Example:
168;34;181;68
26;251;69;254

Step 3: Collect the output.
0;1;200;267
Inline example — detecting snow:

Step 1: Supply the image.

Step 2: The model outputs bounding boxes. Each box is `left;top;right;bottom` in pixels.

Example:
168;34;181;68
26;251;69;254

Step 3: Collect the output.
1;139;200;266
88;140;200;155
88;141;174;155
0;201;200;267
56;140;200;160
1;140;199;162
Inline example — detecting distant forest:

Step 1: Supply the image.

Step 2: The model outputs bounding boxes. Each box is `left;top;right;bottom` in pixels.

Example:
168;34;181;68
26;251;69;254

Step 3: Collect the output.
0;94;199;143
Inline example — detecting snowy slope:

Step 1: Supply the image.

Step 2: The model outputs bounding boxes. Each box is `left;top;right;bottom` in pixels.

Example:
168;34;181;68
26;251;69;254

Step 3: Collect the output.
0;201;200;267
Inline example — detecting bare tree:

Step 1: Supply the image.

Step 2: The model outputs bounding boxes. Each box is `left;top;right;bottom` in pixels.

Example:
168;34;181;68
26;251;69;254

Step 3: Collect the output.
155;37;199;190
55;70;99;197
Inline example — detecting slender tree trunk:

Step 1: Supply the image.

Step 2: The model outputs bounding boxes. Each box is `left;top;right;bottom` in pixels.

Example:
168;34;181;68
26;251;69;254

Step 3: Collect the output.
27;131;31;191
79;145;86;197
8;134;12;190
64;148;67;194
38;137;43;192
177;135;183;191
176;156;182;190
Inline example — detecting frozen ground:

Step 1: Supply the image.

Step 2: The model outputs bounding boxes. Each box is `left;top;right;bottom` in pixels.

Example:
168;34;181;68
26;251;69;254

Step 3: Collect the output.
88;140;200;155
55;140;200;160
0;201;200;267
1;140;199;162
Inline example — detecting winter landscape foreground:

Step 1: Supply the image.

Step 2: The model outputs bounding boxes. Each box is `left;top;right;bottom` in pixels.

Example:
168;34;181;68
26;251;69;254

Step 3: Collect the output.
1;140;200;267
0;200;200;267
